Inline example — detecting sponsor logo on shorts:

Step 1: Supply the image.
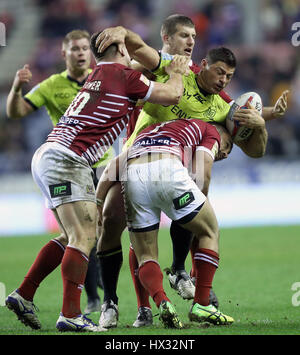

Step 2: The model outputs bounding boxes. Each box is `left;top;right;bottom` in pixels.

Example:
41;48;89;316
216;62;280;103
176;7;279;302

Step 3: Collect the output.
173;191;195;210
49;182;72;198
86;185;94;195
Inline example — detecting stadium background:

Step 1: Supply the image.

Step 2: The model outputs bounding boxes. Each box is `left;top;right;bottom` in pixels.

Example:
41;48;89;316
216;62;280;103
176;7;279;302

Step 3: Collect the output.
0;0;299;234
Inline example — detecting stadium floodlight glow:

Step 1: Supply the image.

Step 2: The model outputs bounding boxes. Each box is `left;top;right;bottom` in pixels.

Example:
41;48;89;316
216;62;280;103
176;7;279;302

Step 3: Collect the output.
0;22;6;46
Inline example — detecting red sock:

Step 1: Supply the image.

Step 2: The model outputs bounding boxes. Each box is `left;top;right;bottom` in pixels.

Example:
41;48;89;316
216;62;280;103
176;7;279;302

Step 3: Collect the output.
18;239;65;301
193;248;219;306
61;246;89;318
129;247;151;309
138;260;170;308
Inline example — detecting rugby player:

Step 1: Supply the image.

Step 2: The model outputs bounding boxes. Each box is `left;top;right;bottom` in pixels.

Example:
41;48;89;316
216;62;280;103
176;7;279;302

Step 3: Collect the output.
96;118;234;327
6;29;104;314
95;17;289;329
5;32;189;332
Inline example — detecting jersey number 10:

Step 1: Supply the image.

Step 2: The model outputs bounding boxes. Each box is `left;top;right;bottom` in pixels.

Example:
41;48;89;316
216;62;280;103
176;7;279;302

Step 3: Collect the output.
65;91;90;116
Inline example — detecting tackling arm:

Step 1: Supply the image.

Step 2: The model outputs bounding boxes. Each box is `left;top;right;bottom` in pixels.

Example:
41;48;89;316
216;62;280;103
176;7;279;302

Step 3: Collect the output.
191;150;214;196
96;26;161;71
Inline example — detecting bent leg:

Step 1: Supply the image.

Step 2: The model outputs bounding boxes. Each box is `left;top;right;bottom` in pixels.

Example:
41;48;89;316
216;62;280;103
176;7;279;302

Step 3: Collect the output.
179;200;219;306
130;229;168;307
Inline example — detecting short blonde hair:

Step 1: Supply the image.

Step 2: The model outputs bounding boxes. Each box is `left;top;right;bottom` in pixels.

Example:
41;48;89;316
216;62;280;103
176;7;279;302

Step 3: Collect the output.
62;29;90;47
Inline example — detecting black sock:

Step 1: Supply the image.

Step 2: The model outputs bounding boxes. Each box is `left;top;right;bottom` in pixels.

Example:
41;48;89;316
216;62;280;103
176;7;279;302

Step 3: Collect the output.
170;221;193;272
84;246;101;302
97;246;123;305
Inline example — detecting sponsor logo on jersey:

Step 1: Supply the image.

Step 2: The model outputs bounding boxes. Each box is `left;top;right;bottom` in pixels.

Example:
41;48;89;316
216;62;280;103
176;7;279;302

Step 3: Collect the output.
134;136;171;147
58;116;80;125
173;191;195;210
203;107;217;120
49;182;72;198
54;92;73;99
170;105;191;119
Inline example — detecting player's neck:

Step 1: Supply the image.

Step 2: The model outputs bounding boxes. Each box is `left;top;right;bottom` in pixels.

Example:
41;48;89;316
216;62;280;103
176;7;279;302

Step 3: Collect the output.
67;68;89;83
161;45;169;54
196;72;212;95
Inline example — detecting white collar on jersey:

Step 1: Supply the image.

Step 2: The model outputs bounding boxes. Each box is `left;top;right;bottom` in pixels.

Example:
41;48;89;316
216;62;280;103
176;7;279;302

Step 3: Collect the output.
96;61;116;66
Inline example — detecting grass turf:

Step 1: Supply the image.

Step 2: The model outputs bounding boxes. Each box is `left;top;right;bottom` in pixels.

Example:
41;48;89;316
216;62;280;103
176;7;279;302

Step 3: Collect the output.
1;225;300;336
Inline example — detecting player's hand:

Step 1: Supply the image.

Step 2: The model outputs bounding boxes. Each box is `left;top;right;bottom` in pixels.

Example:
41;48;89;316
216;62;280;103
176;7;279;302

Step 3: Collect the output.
165;55;190;76
233;101;265;128
13;64;32;91
96;26;127;53
271;90;289;118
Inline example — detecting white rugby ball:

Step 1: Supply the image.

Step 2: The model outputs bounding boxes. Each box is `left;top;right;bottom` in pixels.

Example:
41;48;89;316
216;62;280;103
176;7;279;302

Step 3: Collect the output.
226;92;263;142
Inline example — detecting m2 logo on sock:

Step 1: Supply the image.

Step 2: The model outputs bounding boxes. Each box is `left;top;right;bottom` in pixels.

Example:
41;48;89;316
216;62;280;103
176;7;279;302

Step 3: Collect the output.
49;182;72;198
173;191;195;210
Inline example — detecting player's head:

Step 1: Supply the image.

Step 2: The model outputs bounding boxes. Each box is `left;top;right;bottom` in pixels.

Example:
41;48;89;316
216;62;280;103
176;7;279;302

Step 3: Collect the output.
62;30;91;75
212;124;233;161
198;47;236;94
90;31;131;66
161;14;196;57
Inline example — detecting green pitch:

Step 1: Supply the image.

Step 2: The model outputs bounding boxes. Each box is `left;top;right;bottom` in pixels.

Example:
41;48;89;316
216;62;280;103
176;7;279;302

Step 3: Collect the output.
1;225;300;336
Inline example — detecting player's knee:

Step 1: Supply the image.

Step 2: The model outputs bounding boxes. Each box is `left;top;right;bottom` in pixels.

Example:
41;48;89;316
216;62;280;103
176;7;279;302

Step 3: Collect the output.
55;233;68;247
69;233;97;256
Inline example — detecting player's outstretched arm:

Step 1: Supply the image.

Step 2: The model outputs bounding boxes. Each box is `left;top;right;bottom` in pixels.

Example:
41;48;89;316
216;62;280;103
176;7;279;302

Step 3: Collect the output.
262;90;289;121
7;64;34;118
96;26;160;71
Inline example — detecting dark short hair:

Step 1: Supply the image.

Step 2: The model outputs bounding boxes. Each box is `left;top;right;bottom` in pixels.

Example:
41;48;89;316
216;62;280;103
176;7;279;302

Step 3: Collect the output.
90;31;118;61
161;14;195;37
206;47;236;68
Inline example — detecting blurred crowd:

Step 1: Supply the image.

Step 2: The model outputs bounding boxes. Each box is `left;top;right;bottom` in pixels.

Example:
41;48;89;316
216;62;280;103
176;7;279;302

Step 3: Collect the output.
0;0;300;174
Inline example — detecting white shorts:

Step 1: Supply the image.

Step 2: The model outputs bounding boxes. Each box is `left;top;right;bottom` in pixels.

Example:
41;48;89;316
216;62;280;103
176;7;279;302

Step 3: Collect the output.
122;157;206;232
31;142;96;209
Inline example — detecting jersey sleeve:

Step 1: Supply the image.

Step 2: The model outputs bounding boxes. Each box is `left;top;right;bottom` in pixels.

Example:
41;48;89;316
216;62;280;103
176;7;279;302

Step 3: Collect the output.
24;80;48;109
196;124;220;160
124;68;154;101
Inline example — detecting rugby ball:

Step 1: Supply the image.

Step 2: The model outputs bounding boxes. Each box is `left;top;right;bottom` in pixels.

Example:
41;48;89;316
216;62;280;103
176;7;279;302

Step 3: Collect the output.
226;92;263;142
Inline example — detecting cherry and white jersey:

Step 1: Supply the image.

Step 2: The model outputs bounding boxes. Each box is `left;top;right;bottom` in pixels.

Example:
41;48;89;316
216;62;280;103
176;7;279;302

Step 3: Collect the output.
128;118;220;165
47;62;153;165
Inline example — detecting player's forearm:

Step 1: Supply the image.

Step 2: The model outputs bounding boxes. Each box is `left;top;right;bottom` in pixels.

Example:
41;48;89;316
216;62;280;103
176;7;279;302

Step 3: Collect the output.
96;151;127;201
96;162;118;202
238;126;268;158
149;73;183;105
262;107;278;122
6;88;31;118
122;28;160;71
164;72;184;102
